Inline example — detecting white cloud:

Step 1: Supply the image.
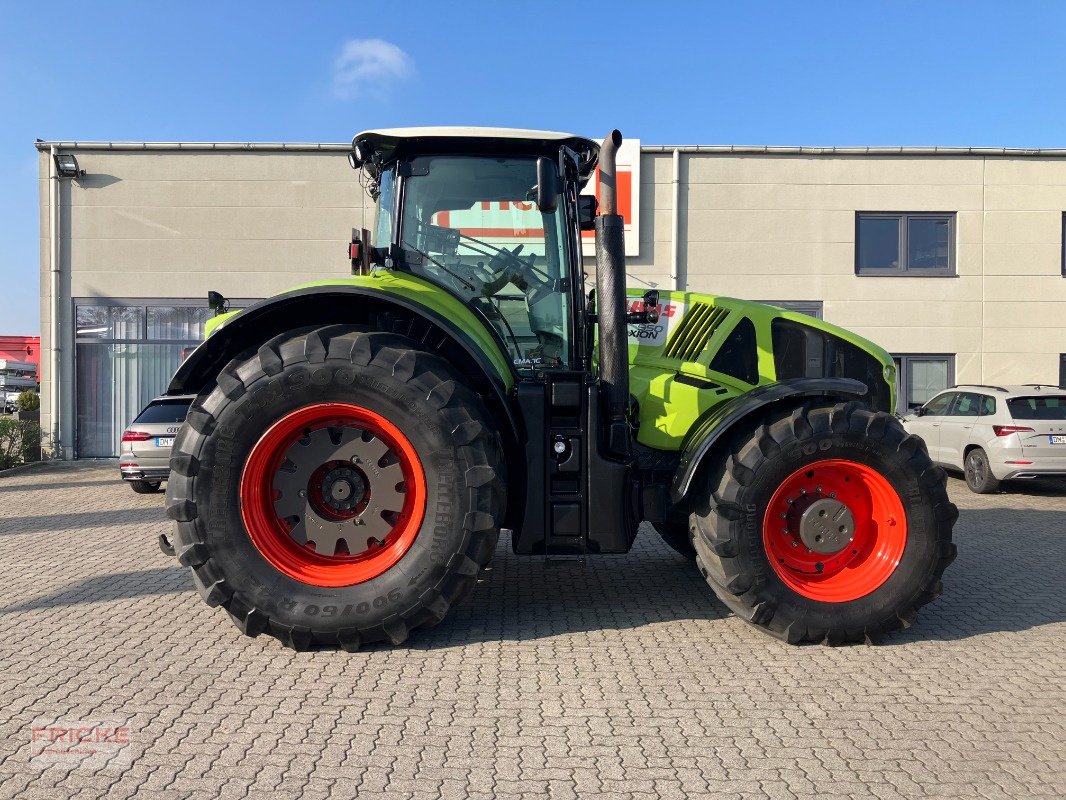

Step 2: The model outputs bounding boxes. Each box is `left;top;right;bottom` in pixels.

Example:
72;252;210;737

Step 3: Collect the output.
332;39;414;99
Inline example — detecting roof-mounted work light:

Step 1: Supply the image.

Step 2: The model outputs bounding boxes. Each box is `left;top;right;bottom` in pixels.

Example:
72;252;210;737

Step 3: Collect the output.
53;153;83;178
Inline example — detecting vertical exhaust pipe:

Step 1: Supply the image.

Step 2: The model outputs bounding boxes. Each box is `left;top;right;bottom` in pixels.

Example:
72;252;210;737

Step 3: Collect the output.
594;130;631;459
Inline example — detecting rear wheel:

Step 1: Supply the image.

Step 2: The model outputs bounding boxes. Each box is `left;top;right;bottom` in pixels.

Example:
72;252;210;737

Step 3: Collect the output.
130;480;162;494
165;326;504;651
965;447;1000;494
691;401;957;644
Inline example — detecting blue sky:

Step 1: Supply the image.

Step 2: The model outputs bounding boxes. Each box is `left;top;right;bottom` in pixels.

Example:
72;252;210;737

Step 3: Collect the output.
3;0;1066;334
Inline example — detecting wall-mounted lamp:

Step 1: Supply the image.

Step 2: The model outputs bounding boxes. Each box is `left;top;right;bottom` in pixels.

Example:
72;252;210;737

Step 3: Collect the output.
53;153;84;178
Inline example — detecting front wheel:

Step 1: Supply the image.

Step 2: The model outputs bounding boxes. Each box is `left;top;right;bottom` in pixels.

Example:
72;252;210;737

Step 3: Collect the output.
691;401;957;644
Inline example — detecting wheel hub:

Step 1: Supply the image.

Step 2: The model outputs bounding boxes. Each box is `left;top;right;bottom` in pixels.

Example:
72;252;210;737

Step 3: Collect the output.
797;497;855;554
318;465;368;514
271;425;408;557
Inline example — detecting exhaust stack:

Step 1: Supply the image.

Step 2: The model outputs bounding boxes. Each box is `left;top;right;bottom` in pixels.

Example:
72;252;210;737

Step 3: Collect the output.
594;130;631;459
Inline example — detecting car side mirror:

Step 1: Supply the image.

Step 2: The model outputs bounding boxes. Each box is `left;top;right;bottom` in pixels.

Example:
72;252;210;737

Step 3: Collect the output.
915;407;927;417
536;157;559;213
578;195;598;230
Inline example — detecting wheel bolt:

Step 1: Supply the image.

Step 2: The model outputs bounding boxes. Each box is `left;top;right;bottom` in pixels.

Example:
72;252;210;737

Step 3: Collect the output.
298;490;307;498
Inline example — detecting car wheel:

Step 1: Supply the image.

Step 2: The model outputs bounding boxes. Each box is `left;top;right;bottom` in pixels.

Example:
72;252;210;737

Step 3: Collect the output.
130;480;162;494
965;448;1000;494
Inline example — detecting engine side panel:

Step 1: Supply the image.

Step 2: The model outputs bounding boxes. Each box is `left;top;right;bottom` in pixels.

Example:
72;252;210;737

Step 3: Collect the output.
625;289;895;451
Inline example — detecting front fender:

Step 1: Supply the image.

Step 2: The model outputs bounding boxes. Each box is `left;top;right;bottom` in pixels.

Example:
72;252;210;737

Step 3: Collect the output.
670;377;868;503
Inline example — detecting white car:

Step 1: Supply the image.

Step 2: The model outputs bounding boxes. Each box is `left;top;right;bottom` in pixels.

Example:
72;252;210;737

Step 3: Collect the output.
901;384;1066;493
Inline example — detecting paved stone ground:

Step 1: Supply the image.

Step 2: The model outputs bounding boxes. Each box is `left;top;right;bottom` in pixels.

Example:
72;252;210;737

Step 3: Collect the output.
0;462;1062;799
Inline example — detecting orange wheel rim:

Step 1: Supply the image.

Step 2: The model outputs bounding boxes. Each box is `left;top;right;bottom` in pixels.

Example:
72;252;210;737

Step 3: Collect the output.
762;459;907;602
240;403;426;588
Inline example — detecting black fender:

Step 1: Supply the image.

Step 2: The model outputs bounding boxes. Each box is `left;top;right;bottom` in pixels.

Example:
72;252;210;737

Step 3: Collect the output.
670;377;869;504
166;285;525;526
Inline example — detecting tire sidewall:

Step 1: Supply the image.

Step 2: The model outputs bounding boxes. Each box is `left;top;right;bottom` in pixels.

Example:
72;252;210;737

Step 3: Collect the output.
195;358;471;634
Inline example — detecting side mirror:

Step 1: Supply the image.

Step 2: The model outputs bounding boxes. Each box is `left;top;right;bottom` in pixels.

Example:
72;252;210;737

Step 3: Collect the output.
349;228;372;274
626;290;660;325
915;406;927;417
536;157;559;213
207;291;229;317
578;195;598;230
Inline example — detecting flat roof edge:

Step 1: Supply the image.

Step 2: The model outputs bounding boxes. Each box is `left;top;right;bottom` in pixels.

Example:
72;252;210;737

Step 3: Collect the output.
33;141;353;152
642;145;1066;157
33;141;1066;158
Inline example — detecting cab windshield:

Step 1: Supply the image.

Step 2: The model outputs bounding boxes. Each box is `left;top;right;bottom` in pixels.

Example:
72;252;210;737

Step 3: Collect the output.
396;155;571;376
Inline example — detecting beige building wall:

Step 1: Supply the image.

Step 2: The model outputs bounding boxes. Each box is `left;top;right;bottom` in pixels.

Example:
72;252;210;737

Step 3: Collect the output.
37;142;1066;457
38;145;364;456
632;149;1066;389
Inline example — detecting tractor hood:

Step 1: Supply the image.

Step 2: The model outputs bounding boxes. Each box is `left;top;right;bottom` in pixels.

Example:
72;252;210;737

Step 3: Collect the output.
625;289;896;451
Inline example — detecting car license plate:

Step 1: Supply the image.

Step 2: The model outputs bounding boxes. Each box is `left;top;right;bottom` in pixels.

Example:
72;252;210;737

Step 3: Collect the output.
156;437;175;448
1050;435;1066;445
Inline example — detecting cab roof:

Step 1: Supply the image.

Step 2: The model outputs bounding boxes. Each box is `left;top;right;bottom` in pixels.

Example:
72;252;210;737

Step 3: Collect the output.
353;126;601;184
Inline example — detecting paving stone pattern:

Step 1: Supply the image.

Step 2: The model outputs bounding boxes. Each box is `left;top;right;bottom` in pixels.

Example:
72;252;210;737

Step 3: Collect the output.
0;463;1063;799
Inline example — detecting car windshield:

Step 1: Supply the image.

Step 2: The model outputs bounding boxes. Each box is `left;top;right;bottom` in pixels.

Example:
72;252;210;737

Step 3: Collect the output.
1006;395;1066;421
397;155;571;377
134;400;190;424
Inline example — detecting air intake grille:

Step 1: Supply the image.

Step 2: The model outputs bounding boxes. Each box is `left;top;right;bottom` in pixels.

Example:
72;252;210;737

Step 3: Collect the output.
663;303;730;362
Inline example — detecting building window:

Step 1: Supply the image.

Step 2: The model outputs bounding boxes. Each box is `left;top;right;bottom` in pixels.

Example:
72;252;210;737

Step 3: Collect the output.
893;354;955;414
856;213;956;276
73;299;256;458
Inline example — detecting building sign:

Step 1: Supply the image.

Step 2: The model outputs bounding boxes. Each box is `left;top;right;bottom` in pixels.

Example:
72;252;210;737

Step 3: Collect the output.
582;137;640;257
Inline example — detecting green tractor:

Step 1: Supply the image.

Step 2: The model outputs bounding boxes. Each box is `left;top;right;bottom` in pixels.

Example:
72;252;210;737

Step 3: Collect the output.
163;127;957;650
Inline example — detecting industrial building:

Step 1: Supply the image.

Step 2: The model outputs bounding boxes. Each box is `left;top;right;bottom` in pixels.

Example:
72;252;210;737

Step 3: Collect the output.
36;137;1066;458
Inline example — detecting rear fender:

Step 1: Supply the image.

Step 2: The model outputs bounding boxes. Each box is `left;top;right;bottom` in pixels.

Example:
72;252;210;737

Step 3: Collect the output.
670;377;869;504
166;285;525;527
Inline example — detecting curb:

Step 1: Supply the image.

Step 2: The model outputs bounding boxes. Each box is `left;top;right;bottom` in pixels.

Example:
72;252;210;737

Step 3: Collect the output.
0;461;51;479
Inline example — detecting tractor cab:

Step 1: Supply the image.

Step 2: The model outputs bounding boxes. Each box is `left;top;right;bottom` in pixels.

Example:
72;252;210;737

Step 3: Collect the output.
349;128;601;378
349;127;643;556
